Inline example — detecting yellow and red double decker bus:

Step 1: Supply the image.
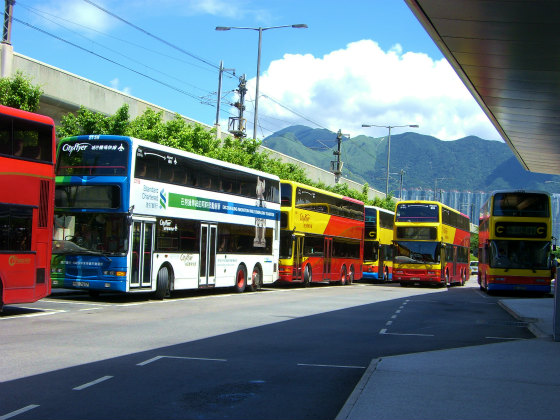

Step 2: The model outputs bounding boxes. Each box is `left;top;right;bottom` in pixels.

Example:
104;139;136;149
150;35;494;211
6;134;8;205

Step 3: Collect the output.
363;205;395;282
393;200;470;287
478;191;552;293
278;180;364;286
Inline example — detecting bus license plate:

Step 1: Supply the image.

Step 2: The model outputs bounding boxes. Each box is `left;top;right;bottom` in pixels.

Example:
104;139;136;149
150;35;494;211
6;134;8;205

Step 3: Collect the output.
410;277;420;280
73;281;90;288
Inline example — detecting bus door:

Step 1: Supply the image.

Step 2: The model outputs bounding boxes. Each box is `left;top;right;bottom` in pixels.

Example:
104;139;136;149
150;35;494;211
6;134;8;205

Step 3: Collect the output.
324;237;333;280
130;219;155;289
199;223;217;287
378;243;385;280
294;235;304;280
452;246;458;278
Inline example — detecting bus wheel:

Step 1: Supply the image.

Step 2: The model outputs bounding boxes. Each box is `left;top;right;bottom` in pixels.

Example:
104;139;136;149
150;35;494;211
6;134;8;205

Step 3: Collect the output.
340;265;347;285
348;265;355;285
303;265;311;287
249;265;262;292
234;265;247;293
154;266;170;300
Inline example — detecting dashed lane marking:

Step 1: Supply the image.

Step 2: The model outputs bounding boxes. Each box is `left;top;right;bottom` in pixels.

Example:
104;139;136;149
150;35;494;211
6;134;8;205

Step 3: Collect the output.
73;376;113;391
137;355;227;366
297;363;366;369
0;405;39;420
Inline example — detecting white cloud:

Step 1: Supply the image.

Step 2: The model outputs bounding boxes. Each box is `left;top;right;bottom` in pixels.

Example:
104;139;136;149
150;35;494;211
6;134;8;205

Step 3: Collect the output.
39;1;114;33
110;78;131;95
247;39;501;141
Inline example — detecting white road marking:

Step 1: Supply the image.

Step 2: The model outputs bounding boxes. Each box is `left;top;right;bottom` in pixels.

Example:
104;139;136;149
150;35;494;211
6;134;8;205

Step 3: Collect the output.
297;363;365;369
385;320;393;326
78;307;103;311
73;375;113;391
380;331;435;337
0;405;39;420
137;355;227;366
0;309;66;320
486;336;528;340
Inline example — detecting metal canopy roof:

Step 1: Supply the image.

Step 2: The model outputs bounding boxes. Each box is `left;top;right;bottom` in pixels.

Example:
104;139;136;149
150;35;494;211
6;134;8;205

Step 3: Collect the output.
405;0;560;175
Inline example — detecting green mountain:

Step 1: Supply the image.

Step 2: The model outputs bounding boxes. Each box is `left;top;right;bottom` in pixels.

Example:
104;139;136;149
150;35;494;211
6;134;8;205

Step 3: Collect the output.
263;125;560;194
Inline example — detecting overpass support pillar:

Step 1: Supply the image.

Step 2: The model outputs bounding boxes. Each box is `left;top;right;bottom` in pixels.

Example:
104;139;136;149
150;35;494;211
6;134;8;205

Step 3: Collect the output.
0;42;13;77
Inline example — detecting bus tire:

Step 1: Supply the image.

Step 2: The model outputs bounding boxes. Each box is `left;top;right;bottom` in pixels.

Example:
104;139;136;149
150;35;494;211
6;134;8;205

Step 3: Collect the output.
234;264;247;293
303;265;311;287
338;265;347;285
249;265;262;292
154;266;170;300
348;265;355;284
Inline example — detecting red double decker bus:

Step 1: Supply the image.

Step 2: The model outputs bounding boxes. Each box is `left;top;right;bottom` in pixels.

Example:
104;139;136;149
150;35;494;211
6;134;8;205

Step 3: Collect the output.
278;180;365;285
0;105;55;310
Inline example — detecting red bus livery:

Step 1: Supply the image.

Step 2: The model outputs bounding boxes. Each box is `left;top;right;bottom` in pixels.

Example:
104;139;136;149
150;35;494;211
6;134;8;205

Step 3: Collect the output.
0;105;55;309
278;180;365;285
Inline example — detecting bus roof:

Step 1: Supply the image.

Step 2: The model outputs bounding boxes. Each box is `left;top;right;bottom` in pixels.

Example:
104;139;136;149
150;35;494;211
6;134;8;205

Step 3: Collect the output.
396;200;468;218
60;135;280;181
281;179;365;205
0;104;55;126
365;204;395;215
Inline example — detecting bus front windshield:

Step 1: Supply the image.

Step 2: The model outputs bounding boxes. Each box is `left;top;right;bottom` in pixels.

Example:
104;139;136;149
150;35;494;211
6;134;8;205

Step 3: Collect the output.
394;241;441;264
489;240;550;270
53;213;128;256
56;140;129;176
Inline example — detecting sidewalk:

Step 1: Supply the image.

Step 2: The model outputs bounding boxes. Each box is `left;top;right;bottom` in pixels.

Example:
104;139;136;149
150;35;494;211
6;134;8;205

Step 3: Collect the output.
337;297;560;420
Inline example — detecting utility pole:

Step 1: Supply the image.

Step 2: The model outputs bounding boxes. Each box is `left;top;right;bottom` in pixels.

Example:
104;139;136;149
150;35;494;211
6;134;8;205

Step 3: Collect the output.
399;169;405;199
214;61;235;139
2;0;14;44
228;74;247;139
330;129;347;184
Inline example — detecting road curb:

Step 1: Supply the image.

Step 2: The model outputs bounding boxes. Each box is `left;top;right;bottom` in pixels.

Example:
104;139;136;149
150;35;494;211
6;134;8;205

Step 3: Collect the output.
497;300;547;338
335;358;381;420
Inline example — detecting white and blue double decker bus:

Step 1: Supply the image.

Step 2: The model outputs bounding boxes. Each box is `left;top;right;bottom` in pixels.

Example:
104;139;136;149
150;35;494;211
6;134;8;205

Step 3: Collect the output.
52;135;280;298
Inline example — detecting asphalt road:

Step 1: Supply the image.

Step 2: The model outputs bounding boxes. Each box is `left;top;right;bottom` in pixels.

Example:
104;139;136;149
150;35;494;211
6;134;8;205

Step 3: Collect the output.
0;276;536;419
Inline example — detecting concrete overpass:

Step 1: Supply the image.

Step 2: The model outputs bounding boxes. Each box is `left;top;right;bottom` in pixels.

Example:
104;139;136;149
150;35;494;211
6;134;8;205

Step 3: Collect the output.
0;43;385;200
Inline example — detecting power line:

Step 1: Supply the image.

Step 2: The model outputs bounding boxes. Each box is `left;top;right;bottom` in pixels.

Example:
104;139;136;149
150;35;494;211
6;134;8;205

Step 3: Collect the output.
14;18;208;103
17;1;228;78
82;0;234;77
15;7;210;95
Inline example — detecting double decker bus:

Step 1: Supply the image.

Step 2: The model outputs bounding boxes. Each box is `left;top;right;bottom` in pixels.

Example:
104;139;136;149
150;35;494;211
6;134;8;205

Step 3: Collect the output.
363;205;395;282
393;200;470;287
278;180;364;286
0;105;55;309
478;191;552;293
52;135;280;298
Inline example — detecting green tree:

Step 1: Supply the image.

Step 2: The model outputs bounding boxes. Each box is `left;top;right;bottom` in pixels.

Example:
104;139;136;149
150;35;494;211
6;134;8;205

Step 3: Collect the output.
57;104;383;202
57;104;131;139
0;71;43;112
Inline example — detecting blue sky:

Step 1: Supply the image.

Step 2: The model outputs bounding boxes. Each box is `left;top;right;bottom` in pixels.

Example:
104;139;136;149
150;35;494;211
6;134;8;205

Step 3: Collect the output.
11;0;501;141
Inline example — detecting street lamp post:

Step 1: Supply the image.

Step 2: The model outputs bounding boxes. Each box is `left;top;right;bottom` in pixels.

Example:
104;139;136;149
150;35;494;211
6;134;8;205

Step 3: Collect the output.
216;24;308;140
362;123;419;197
